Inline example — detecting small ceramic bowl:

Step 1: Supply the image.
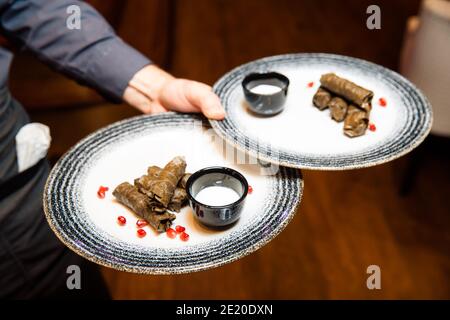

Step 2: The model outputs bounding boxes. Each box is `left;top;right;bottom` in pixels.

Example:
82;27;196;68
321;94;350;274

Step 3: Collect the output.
242;72;290;116
186;167;248;228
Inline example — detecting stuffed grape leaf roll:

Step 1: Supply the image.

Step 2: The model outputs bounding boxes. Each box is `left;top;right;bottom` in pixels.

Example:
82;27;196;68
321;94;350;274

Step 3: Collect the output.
113;182;175;232
343;105;370;137
313;87;332;110
320;73;373;107
149;156;186;207
328;96;348;122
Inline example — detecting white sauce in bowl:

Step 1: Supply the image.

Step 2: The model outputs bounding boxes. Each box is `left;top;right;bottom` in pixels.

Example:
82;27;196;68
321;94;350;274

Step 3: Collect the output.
250;84;282;95
195;186;240;206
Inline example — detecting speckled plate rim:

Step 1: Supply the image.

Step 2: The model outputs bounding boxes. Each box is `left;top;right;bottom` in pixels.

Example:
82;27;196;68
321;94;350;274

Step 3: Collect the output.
43;113;303;274
210;53;433;171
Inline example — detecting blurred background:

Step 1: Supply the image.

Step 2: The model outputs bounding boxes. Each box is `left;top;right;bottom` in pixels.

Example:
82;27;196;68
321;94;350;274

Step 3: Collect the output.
3;0;449;299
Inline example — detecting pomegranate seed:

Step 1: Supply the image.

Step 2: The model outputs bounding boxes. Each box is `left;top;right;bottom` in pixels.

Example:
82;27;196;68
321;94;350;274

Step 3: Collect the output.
97;186;109;199
166;228;177;239
137;229;146;237
175;225;185;233
379;97;387;107
369;123;377;132
307;81;314;88
248;185;253;194
117;216;126;226
136;219;148;228
180;232;190;242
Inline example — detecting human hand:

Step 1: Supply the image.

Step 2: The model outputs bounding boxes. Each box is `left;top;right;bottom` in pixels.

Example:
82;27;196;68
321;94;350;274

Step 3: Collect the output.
123;65;225;120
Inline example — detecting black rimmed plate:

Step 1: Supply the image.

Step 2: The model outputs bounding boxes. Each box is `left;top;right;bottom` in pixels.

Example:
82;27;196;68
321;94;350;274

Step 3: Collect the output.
43;113;303;274
211;53;433;170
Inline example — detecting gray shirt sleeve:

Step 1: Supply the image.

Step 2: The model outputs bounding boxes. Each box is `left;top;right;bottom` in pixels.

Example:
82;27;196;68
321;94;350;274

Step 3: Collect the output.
0;0;151;102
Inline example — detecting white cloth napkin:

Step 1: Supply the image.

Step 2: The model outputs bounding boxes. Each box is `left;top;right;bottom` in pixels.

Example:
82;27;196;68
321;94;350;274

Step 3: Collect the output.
15;123;51;173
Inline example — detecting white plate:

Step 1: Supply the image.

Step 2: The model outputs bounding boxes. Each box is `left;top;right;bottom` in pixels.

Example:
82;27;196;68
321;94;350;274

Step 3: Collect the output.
211;53;432;170
44;113;303;274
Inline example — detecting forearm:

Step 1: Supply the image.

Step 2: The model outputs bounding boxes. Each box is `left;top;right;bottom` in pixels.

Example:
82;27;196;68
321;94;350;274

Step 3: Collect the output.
0;0;225;119
0;0;150;101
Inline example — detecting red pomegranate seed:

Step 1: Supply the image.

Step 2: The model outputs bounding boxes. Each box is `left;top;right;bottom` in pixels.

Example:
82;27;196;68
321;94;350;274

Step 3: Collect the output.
180;232;190;242
379;97;387;107
307;81;314;88
175;225;185;233
166;228;177;239
369;123;377;132
97;186;109;199
136;219;148;228
117;216;126;226
137;229;147;237
248;185;253;194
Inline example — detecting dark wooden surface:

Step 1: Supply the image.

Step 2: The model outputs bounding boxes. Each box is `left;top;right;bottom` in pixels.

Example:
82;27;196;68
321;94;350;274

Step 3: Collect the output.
26;0;450;299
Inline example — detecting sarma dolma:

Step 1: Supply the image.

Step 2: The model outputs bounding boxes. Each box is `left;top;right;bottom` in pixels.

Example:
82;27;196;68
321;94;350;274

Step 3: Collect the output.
168;188;188;212
113;182;175;232
313;87;332;110
150;156;186;207
178;173;191;189
344;105;370;138
311;73;374;138
134;165;162;197
328;96;348;122
320;73;374;107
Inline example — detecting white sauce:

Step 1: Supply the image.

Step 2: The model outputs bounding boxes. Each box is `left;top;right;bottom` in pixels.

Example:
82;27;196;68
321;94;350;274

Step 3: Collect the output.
250;84;282;95
195;186;240;206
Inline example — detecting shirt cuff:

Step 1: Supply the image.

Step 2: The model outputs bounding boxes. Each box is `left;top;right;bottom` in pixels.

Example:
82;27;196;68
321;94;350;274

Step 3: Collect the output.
85;37;151;103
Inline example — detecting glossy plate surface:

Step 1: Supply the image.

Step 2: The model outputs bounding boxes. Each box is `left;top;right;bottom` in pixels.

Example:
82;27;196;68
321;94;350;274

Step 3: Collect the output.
44;113;303;274
211;53;432;170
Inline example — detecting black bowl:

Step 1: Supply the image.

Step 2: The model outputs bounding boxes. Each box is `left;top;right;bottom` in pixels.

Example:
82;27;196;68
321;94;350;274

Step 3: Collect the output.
242;72;290;116
186;167;248;228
